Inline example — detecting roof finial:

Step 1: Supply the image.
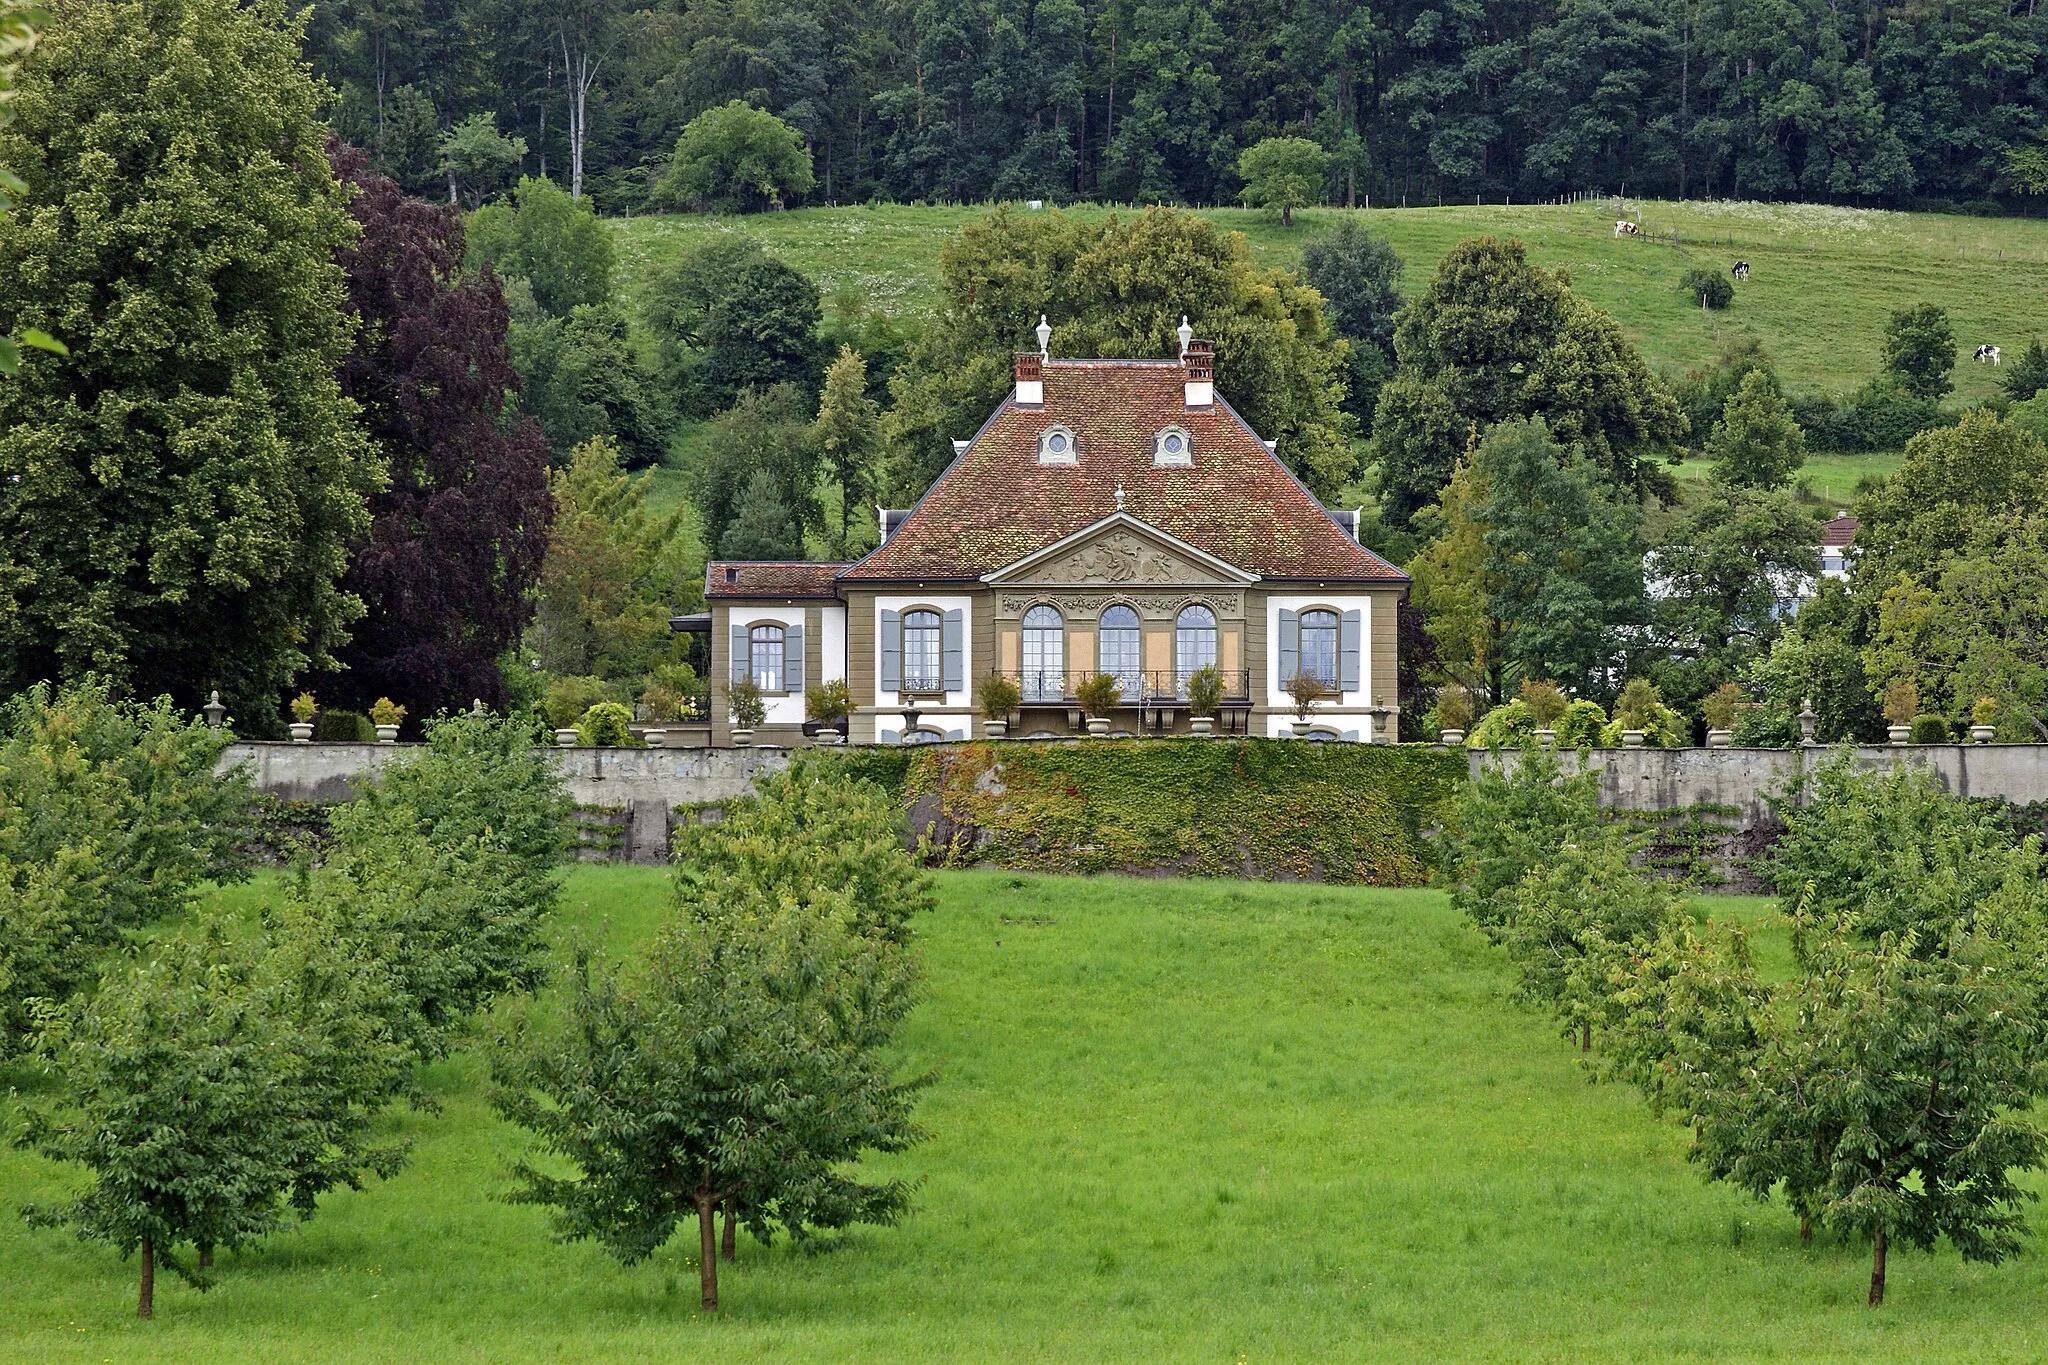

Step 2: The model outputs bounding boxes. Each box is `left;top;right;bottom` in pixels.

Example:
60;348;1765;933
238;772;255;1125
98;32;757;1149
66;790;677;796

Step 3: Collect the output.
1036;314;1052;358
1114;484;1126;512
1177;314;1193;358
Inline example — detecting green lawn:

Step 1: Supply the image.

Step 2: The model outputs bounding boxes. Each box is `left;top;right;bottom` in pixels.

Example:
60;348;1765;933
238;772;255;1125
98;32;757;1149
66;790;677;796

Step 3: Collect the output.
615;200;2048;409
5;869;2045;1360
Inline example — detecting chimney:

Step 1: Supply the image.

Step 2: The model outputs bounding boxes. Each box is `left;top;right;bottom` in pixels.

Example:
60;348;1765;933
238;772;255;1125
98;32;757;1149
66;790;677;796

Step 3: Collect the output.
1014;350;1043;406
1182;339;1214;409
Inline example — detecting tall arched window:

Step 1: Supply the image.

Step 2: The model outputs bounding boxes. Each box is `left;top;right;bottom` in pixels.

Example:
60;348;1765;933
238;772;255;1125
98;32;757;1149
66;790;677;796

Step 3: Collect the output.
749;623;786;692
1021;605;1064;701
1175;604;1217;692
1098;605;1141;697
901;609;942;691
1299;609;1339;688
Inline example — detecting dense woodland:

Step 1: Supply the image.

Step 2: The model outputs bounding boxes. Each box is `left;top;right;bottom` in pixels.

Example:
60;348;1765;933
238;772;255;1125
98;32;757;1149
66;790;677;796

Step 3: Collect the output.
317;0;2048;213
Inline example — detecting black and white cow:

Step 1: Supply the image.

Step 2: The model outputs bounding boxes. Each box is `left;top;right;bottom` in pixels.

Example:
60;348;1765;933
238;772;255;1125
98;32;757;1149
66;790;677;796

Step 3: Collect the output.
1976;344;2001;366
1614;219;1640;237
1732;261;1750;282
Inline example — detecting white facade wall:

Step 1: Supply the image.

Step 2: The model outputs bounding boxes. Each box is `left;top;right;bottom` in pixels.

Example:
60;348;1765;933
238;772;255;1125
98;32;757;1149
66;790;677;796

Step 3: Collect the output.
874;593;974;743
730;604;808;727
819;604;847;684
1263;593;1376;741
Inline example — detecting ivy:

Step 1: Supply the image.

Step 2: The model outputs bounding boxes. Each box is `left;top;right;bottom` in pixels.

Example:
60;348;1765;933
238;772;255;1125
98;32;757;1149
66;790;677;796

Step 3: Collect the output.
890;740;1466;885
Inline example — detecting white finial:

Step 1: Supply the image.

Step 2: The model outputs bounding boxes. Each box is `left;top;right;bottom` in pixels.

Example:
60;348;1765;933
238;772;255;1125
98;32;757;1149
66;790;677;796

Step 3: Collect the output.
1114;484;1126;512
1177;315;1193;357
1036;314;1052;357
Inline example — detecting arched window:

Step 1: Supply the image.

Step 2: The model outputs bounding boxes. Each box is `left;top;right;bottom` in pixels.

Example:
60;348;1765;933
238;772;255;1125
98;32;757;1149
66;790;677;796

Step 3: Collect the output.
749;623;786;692
1299;609;1339;688
1021;605;1064;701
902;609;942;691
1175;604;1217;691
1098;605;1141;697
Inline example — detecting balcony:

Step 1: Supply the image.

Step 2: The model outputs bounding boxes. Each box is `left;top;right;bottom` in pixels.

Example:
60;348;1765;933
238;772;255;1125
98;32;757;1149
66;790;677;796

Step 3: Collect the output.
996;670;1254;734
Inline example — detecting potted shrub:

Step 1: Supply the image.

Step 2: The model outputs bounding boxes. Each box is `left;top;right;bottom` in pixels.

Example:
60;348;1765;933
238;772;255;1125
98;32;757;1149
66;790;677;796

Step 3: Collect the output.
1432;684;1474;746
1909;714;1950;745
805;679;853;746
1283;673;1327;736
577;701;638;748
1972;696;1999;744
727;678;766;747
1701;681;1743;748
1882;679;1918;745
369;696;406;744
1074;672;1122;736
1519;678;1567;745
288;692;317;743
1185;665;1224;736
976;672;1020;739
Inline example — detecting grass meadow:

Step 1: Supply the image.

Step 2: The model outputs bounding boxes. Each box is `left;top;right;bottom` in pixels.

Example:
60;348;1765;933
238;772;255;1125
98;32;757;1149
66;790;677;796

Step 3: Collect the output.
6;868;2048;1361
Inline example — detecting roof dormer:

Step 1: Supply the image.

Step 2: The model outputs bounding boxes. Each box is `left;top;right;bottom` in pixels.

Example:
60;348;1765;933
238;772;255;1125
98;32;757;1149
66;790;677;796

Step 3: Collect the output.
1037;424;1078;465
1152;425;1193;466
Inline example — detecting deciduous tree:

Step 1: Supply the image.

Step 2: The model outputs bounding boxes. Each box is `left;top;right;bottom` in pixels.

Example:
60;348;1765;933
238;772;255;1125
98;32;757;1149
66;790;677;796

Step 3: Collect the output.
1706;369;1805;488
465;174;614;317
654;100;816;212
1237;135;1329;227
1882;302;1956;401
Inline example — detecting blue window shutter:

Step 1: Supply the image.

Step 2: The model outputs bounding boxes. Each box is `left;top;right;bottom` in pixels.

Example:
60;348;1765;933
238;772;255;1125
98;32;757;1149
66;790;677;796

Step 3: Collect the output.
730;622;748;683
784;622;805;694
942;609;965;692
880;610;901;693
946;728;965;742
1277;609;1299;684
1342;730;1360;743
1340;610;1361;694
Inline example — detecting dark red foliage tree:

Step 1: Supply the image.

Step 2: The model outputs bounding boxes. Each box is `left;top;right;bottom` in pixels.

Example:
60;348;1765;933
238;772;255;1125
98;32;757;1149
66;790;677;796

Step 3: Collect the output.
322;142;553;722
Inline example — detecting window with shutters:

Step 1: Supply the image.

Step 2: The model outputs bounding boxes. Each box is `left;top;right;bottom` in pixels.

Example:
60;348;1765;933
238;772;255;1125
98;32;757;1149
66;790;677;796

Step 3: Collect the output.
901;609;942;690
1098;605;1141;696
749;624;786;692
1175;604;1217;689
1299;610;1338;687
1021;605;1064;700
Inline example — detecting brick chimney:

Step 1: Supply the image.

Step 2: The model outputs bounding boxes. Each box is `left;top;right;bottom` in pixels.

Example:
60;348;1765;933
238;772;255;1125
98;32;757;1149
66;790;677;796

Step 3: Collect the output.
1014;350;1043;406
1182;339;1214;409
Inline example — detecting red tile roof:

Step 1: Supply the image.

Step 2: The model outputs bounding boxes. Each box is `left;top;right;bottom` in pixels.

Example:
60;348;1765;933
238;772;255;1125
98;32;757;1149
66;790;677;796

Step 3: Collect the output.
840;360;1407;583
1821;515;1859;547
705;562;848;598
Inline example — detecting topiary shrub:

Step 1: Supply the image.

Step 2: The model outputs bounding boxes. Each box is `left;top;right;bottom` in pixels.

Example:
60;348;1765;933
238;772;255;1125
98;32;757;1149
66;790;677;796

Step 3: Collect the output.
1074;672;1122;717
1185;665;1225;719
1909;714;1952;745
576;701;637;747
1680;267;1733;309
973;672;1020;722
1518;678;1568;729
313;709;375;742
1555;698;1609;749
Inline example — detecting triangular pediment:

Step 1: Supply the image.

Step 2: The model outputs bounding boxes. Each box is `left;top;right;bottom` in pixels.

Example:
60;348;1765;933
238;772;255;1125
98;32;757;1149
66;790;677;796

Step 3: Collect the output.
982;513;1259;586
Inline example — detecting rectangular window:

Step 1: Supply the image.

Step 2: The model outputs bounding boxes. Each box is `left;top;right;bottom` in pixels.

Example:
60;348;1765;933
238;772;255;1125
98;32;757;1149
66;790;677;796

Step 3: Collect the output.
902;611;943;691
750;625;784;693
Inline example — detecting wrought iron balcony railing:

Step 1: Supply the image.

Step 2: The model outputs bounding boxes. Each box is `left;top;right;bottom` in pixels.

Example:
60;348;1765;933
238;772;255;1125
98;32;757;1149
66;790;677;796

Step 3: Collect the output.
996;669;1254;706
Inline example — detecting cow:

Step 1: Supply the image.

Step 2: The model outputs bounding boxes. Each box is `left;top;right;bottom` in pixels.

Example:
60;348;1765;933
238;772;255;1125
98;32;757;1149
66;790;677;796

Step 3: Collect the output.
1976;344;2001;366
1614;219;1641;237
1732;261;1750;282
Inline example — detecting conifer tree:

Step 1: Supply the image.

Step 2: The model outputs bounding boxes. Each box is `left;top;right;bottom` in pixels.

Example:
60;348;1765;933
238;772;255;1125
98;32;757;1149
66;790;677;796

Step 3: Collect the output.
812;346;885;559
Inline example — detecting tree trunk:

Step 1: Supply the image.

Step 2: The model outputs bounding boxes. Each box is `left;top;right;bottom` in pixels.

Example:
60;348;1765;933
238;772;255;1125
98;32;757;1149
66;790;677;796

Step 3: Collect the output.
696;1192;720;1311
138;1237;154;1319
1281;203;1293;228
721;1199;737;1261
1868;1225;1887;1307
1579;1021;1591;1052
198;1245;213;1269
1800;1214;1812;1244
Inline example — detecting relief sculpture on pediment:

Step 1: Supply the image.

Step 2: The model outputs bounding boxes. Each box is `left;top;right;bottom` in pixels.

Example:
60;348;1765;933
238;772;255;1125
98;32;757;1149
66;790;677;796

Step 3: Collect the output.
1053;532;1193;584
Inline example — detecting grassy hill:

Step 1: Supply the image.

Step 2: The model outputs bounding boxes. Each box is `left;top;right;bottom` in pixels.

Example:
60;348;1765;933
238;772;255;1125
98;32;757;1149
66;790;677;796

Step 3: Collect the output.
7;867;2048;1360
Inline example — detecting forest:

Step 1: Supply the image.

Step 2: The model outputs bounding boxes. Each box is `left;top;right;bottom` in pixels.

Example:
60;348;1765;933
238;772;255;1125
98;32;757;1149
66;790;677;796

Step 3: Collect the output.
316;0;2048;216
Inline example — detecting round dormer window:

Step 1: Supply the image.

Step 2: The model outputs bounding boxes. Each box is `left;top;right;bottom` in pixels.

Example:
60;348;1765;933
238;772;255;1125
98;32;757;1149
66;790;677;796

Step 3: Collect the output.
1047;431;1069;455
1162;432;1184;456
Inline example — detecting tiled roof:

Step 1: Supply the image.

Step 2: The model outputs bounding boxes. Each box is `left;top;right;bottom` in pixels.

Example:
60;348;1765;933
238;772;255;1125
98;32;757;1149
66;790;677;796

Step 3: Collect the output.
1821;515;1859;547
705;562;847;598
840;360;1407;583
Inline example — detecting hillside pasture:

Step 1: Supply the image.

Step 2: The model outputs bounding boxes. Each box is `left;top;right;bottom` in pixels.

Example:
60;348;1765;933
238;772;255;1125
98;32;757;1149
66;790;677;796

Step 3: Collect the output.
5;869;2047;1360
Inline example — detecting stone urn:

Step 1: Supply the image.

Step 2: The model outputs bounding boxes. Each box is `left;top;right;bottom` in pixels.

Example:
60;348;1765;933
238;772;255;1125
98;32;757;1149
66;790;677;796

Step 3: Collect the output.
554;728;578;747
1622;729;1646;748
1532;727;1558;747
1438;726;1466;747
641;729;667;749
1290;720;1314;737
814;730;845;746
1888;723;1911;746
1087;717;1112;737
1190;715;1216;737
1706;728;1733;749
982;718;1008;740
730;727;755;748
1972;724;1997;744
288;722;314;744
374;723;401;744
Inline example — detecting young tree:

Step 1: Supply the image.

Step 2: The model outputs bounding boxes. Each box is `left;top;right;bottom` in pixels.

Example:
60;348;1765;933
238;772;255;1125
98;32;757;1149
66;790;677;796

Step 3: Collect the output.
492;889;925;1311
1237;135;1329;227
2001;339;2048;404
1408;459;1508;703
654;100;816;212
325;145;554;723
1706;368;1805;488
466;175;614;317
812;346;886;559
1443;744;1608;932
691;383;818;552
1882;302;1957;401
0;0;378;725
438;112;528;208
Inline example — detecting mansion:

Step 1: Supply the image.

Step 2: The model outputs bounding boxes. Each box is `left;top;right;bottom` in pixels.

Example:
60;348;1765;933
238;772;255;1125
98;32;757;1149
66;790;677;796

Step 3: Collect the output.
700;323;1410;745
